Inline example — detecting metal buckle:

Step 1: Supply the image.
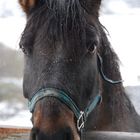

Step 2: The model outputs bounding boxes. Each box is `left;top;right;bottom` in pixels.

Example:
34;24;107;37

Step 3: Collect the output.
77;111;86;131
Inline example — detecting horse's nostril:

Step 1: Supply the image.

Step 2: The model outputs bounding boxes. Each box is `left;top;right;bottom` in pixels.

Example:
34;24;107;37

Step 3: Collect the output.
30;128;38;140
63;127;73;140
35;127;73;140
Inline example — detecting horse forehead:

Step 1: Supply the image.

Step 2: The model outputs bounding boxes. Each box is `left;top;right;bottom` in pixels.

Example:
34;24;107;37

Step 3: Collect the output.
33;39;86;61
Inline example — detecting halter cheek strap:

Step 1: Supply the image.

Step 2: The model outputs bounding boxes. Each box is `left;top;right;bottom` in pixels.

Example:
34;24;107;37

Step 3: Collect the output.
28;88;102;132
97;53;123;84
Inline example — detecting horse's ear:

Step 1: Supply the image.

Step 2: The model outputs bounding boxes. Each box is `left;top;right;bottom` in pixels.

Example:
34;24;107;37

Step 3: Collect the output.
18;0;37;14
80;0;102;17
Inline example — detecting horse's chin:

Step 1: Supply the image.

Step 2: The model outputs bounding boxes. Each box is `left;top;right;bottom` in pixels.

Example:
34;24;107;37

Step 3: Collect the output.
30;127;80;140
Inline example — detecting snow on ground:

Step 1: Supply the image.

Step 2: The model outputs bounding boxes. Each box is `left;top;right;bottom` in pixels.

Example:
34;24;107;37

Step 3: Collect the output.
126;86;140;115
0;101;32;127
0;77;22;87
0;110;32;127
3;110;32;127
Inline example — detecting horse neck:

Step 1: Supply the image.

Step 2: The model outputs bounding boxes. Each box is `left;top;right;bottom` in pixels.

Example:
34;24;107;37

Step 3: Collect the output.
98;51;139;130
95;27;140;130
98;82;140;131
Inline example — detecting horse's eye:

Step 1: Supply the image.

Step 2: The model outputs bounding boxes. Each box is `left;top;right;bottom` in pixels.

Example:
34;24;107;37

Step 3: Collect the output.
87;44;97;54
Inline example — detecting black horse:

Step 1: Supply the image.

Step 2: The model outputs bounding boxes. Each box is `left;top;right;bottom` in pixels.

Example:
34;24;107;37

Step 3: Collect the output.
19;0;140;140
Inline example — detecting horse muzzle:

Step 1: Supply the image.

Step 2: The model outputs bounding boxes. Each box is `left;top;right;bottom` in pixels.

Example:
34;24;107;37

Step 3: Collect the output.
30;127;78;140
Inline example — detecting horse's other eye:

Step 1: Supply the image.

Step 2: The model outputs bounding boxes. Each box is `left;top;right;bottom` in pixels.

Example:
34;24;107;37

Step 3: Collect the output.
19;43;30;55
19;35;33;55
20;45;25;53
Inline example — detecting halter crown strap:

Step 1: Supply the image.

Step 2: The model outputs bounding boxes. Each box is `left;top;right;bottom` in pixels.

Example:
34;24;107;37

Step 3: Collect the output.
28;88;101;131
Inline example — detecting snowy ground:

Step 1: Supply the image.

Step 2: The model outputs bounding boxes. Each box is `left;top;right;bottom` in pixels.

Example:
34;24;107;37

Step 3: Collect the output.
0;102;32;127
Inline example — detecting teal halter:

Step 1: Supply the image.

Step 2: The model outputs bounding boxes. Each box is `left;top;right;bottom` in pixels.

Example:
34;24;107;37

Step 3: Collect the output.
28;88;101;131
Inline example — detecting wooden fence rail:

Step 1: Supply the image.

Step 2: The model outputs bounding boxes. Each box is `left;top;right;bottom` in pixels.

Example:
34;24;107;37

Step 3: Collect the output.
0;126;30;140
1;126;140;140
86;131;140;140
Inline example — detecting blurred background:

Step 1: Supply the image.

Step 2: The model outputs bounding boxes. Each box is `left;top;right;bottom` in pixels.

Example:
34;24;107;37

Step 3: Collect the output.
0;0;140;127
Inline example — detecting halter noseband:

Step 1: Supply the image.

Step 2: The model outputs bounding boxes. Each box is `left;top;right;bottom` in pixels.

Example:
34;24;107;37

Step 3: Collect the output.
28;88;102;132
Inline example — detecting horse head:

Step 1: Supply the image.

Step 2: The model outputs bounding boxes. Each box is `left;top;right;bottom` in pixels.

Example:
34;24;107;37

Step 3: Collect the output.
19;0;102;139
18;0;140;140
